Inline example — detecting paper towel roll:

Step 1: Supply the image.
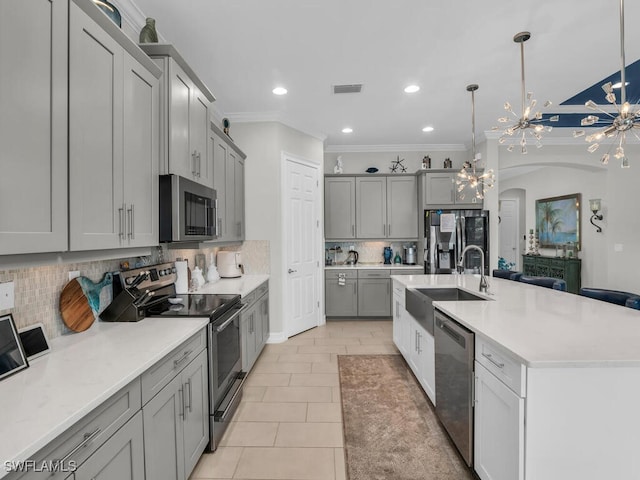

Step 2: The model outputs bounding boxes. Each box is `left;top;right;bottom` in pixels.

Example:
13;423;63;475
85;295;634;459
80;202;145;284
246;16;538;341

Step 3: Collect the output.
175;260;189;294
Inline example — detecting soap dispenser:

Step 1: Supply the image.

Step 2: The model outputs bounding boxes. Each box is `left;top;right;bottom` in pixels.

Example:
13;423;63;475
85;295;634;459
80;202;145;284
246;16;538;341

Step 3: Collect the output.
206;253;220;284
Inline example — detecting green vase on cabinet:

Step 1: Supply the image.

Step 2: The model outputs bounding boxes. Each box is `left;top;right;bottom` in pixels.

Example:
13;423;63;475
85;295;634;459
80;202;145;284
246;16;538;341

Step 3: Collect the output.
139;17;158;43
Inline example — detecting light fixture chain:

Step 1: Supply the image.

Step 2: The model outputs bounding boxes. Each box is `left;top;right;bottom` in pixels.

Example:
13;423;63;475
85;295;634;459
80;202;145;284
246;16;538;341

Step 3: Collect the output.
471;88;476;157
620;0;626;105
520;40;526;115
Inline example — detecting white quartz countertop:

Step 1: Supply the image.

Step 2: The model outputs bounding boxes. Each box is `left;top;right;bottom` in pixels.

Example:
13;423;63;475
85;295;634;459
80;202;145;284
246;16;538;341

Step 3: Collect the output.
0;317;209;478
326;263;422;270
195;274;269;297
391;274;640;368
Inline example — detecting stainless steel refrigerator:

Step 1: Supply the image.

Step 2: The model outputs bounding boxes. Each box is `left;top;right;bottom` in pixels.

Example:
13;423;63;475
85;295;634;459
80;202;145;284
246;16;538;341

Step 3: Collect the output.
423;209;489;275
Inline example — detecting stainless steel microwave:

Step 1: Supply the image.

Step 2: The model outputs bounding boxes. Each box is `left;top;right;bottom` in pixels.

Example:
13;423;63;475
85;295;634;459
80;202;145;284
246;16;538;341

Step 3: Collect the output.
159;175;217;242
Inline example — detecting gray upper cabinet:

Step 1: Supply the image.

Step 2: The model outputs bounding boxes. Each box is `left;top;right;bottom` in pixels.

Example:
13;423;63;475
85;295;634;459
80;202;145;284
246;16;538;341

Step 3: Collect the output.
387;176;418;238
69;3;160;251
0;0;68;255
210;124;246;243
354;175;418;240
356;177;386;238
420;170;483;209
140;45;215;188
324;177;356;240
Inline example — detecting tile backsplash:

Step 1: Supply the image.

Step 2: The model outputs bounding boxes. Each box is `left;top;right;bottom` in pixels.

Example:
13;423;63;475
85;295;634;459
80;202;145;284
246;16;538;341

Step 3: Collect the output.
0;240;270;340
325;240;420;265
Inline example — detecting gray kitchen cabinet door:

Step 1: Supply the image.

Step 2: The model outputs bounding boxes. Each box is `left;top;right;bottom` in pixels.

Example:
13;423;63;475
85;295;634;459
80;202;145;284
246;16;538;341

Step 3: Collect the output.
387;176;418;238
324;177;356;239
240;303;258;371
181;349;209;478
0;0;68;255
74;412;144;480
190;88;212;187
143;374;185;480
422;172;456;208
356;177;386;239
212;131;228;240
325;279;358;317
257;293;270;349
357;279;391;317
234;158;245;241
224;149;237;242
168;60;195;182
122;53;159;248
69;2;124;250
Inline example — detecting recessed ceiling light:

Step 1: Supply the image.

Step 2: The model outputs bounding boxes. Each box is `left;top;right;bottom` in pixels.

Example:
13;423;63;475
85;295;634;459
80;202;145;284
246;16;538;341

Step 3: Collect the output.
342;127;353;134
272;87;288;95
404;85;420;93
422;126;434;132
612;81;630;89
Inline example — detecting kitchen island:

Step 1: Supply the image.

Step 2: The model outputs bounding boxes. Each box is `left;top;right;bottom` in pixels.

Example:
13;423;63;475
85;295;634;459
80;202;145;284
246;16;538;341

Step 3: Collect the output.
391;274;640;480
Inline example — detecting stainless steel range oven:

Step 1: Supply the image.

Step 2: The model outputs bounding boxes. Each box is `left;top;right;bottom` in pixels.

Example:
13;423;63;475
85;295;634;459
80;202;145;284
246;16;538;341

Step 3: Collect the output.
109;263;246;451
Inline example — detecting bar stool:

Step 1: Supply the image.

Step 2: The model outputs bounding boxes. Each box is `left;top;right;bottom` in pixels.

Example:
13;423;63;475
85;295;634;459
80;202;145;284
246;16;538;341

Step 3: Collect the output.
519;275;567;291
579;288;640;310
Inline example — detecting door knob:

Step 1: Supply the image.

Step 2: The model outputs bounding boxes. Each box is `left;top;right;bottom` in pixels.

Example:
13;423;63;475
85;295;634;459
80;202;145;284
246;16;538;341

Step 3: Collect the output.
288;269;297;274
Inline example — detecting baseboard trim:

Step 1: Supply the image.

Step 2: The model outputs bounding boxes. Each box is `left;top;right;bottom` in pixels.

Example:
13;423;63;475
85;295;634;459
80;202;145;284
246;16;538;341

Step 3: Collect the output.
267;331;288;344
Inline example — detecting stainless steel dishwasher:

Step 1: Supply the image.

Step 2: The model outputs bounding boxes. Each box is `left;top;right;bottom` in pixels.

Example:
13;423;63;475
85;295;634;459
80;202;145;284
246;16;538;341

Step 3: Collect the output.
434;308;475;467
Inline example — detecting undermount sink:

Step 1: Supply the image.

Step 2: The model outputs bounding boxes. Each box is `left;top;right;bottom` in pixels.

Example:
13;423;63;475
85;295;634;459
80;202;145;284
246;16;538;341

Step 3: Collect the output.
412;288;487;302
405;288;487;335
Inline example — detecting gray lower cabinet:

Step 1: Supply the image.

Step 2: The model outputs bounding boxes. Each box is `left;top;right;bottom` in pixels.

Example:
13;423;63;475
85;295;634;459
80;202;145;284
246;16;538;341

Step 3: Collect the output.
73;412;144;480
11;379;142;480
357;270;391;317
325;270;358;317
143;348;209;480
326;269;420;318
240;282;269;372
0;0;68;255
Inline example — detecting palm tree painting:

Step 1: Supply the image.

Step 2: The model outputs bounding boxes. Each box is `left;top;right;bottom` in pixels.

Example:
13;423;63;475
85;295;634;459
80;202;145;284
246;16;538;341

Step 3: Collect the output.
535;193;581;250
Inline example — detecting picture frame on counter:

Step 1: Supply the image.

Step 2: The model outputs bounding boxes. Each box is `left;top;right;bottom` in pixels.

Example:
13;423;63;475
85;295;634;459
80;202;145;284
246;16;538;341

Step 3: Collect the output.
0;313;29;381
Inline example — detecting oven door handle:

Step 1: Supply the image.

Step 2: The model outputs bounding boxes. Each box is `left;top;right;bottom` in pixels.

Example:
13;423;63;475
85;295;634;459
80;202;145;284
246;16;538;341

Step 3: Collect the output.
215;304;247;333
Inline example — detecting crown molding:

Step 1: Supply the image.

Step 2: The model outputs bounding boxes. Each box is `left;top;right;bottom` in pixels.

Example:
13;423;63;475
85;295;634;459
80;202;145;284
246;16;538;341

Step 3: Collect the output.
324;143;466;153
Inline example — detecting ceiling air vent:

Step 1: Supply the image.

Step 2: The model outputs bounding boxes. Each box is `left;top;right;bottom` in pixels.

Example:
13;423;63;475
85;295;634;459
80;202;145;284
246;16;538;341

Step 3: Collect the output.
333;84;363;94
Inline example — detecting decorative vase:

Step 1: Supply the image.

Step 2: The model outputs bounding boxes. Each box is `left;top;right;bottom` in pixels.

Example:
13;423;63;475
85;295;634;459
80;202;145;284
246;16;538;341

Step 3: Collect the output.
139;17;158;43
93;0;122;27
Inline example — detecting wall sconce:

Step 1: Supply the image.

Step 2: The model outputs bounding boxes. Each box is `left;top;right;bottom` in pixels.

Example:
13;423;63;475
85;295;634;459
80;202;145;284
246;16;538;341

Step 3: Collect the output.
589;198;603;233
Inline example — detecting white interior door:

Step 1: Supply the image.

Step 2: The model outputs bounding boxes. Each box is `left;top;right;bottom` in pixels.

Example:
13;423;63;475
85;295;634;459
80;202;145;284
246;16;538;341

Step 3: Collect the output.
499;199;519;269
284;156;320;337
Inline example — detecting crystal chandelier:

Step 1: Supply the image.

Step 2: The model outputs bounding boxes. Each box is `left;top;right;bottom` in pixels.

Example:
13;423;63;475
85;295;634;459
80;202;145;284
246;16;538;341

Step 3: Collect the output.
573;0;637;168
495;32;558;153
457;84;495;201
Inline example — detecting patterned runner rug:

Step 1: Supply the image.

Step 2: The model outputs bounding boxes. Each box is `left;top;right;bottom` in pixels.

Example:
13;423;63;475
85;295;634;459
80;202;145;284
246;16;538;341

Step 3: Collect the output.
337;354;474;480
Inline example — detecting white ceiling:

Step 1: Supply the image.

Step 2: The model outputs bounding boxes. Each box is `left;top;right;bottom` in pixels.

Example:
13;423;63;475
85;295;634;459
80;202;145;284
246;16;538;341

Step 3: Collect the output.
131;0;640;149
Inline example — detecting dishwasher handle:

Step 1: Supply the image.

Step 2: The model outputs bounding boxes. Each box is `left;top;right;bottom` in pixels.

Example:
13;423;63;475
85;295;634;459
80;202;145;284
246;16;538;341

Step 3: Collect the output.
435;314;472;349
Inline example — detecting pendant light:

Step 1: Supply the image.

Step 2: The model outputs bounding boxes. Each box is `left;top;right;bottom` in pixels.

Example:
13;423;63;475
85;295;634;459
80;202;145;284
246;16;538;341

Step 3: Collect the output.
495;32;558;153
573;0;638;168
457;84;495;201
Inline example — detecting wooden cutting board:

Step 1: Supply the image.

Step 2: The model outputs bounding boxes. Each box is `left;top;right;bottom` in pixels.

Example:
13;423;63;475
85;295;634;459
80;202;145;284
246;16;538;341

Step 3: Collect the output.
59;278;95;332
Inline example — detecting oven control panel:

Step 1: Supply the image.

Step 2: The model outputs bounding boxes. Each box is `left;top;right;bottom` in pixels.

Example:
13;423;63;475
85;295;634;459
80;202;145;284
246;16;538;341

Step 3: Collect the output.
120;262;177;291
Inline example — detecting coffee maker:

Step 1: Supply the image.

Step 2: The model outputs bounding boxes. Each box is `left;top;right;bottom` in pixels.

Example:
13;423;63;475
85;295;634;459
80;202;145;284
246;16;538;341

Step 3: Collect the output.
403;245;417;265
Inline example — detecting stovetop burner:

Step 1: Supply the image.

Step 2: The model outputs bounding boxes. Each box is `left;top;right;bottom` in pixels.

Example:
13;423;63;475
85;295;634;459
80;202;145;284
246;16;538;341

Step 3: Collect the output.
144;293;241;320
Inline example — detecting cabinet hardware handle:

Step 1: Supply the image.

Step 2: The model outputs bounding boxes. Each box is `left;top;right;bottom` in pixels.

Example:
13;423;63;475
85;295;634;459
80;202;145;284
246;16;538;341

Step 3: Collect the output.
197;152;201;177
417;332;422;354
174;350;193;368
54;427;101;465
127;205;133;240
213;199;219;236
473;375;478;405
131;204;135;240
288;268;297;274
118;205;125;240
482;352;505;369
179;387;185;418
186;378;192;413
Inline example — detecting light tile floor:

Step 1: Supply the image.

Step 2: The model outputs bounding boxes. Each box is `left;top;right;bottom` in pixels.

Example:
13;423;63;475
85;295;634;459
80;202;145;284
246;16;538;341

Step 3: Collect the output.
189;319;397;480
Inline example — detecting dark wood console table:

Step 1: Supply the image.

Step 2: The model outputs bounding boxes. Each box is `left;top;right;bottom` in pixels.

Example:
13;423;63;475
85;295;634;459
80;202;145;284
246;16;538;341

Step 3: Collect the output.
522;255;582;294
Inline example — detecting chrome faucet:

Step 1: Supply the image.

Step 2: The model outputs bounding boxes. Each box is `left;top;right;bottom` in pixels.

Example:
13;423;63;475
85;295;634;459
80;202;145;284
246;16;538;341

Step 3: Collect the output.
458;245;489;293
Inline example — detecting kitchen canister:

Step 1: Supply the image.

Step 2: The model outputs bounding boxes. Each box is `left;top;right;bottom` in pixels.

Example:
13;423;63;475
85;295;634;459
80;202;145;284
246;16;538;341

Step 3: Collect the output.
174;260;189;294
